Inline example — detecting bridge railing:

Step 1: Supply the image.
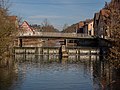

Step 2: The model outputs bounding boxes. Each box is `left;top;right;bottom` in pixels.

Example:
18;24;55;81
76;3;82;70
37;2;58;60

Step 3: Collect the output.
19;32;92;38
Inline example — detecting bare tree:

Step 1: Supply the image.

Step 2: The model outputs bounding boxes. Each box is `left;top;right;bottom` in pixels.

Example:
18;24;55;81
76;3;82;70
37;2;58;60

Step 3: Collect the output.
41;18;58;32
62;23;68;31
0;0;18;66
106;0;120;69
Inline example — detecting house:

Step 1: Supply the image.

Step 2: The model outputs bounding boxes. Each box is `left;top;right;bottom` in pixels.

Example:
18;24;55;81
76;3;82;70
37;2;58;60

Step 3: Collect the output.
62;19;94;36
93;0;120;39
76;21;85;33
83;19;94;36
20;21;34;35
87;20;94;36
93;13;100;36
93;9;110;38
76;19;94;36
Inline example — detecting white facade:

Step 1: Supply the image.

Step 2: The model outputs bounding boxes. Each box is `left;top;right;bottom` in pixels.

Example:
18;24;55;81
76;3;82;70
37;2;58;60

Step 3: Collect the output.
88;21;94;36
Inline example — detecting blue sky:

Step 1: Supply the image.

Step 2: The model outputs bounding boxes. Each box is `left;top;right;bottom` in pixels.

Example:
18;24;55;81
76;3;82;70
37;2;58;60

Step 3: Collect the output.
10;0;111;30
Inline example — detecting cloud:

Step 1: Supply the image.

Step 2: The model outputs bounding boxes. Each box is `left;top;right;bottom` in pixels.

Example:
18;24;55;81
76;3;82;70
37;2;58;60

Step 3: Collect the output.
29;15;64;19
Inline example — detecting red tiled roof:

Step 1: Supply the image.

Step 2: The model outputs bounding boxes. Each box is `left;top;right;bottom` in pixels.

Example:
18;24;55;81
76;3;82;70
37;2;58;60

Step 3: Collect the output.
100;9;110;17
77;21;84;28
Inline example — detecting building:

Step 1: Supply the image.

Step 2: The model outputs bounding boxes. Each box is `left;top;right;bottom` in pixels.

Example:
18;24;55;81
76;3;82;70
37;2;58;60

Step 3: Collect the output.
76;21;85;33
20;21;35;35
93;8;110;38
76;19;94;36
84;19;94;36
93;13;100;36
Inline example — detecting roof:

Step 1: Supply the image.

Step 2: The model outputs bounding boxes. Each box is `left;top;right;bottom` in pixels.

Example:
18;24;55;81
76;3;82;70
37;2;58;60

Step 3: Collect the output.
77;21;84;28
21;21;34;33
100;9;110;18
85;19;94;24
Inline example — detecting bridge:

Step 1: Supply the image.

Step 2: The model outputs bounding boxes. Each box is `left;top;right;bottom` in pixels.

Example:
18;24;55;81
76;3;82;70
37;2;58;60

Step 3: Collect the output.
18;32;95;39
16;32;110;58
17;32;96;47
17;32;104;48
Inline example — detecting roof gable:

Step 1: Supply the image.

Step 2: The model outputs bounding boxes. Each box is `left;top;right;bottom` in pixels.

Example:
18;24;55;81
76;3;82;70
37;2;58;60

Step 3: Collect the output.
21;21;34;33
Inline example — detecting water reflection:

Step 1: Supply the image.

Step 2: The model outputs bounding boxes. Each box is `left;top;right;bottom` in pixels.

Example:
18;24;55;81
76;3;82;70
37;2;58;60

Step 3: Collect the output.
0;54;119;90
0;63;19;90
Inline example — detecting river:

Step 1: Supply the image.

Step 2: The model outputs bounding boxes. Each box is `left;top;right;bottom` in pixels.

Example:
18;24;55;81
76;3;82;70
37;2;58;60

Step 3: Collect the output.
0;53;119;90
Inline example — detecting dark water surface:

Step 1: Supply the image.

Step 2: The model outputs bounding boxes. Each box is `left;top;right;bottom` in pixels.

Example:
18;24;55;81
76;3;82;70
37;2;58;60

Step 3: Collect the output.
0;54;119;90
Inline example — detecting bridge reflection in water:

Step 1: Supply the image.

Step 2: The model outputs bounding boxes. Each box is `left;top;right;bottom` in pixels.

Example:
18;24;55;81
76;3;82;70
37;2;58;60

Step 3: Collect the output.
10;47;119;90
0;46;118;90
13;46;100;62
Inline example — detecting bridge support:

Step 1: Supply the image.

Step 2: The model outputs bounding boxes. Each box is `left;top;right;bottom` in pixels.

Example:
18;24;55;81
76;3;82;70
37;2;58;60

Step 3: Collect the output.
59;45;68;59
78;49;80;60
65;39;68;47
18;39;22;47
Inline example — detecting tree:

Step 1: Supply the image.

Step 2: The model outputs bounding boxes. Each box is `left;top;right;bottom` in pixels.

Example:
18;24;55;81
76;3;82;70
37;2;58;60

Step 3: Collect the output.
0;0;17;66
106;0;120;69
62;24;77;33
41;18;59;32
62;23;68;31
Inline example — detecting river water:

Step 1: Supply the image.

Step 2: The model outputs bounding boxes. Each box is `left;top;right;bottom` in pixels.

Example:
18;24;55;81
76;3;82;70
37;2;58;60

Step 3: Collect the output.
0;54;119;90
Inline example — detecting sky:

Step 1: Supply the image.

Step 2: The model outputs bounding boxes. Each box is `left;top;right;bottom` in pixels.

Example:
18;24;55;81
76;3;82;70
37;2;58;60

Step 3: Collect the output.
9;0;111;30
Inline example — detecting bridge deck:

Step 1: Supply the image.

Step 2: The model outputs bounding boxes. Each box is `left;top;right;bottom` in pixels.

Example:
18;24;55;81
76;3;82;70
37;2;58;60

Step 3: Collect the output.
18;32;95;39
